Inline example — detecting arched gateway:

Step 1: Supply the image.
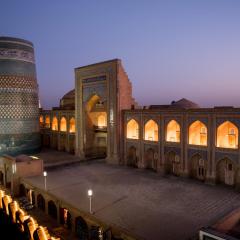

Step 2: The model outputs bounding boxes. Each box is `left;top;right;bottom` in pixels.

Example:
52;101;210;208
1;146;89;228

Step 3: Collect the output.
75;59;136;163
216;158;236;186
127;146;137;167
165;151;180;176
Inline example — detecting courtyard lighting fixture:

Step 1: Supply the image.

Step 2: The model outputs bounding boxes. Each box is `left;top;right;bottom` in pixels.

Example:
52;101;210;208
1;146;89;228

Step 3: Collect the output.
43;171;47;191
11;163;17;195
88;189;93;214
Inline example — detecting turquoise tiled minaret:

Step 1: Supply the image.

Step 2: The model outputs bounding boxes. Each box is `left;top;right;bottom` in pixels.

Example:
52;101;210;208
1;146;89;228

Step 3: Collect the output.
0;36;40;155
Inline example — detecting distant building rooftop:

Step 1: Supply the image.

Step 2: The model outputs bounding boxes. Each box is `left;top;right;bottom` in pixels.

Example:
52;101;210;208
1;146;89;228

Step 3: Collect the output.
15;155;39;162
57;89;75;110
200;207;240;240
149;98;200;109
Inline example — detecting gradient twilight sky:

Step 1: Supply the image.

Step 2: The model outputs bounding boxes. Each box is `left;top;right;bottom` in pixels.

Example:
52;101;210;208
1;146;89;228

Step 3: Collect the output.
1;0;240;109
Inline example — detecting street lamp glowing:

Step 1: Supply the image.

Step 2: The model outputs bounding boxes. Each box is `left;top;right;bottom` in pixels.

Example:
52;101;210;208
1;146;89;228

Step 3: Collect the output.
88;189;93;197
43;171;47;190
88;189;93;214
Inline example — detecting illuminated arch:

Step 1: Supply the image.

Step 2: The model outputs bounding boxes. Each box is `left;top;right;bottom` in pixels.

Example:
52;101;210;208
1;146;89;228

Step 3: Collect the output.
166;120;180;142
144;120;158;141
127;119;139;139
69;117;75;133
97;114;107;128
189;120;207;146
217;121;238;149
45;115;50;128
60;117;67;132
86;94;100;112
39;115;44;127
52;116;58;131
60;207;72;229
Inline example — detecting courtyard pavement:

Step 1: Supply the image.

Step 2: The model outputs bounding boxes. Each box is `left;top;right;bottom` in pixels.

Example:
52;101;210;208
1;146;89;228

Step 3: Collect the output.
34;149;81;168
24;153;240;240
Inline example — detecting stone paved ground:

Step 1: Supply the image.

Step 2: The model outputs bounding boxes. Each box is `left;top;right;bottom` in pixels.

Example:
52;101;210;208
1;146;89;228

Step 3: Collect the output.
24;158;240;240
34;149;81;167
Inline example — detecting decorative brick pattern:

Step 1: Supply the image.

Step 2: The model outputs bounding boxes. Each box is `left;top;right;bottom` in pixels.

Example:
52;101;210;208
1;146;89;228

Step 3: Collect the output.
0;92;38;105
0;75;38;89
0;105;39;118
0;36;40;155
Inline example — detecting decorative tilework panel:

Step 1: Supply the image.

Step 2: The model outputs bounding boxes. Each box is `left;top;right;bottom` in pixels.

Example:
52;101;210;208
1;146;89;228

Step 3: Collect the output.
0;75;37;89
0;37;40;156
0;60;36;76
0;133;40;156
83;83;107;103
0;92;38;105
0;105;39;119
0;48;35;63
0;119;39;134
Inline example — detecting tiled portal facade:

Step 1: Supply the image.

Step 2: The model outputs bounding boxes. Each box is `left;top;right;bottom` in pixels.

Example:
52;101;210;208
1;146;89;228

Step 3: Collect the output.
0;37;40;155
40;59;240;188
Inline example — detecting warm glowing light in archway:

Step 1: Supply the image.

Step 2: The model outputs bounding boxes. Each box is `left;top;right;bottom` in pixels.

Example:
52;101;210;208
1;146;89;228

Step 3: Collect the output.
217;121;238;149
166;120;180;142
127;119;139;139
39;115;44;126
144;120;158;141
60;117;67;132
69;117;75;133
52;117;58;131
189;120;207;146
97;114;107;128
45;115;50;128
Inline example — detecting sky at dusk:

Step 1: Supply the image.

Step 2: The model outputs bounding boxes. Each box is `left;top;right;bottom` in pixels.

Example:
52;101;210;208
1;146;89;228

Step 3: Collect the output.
1;0;240;109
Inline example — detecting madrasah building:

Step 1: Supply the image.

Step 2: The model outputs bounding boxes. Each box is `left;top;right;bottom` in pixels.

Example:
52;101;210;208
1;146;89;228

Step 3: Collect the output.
40;58;240;189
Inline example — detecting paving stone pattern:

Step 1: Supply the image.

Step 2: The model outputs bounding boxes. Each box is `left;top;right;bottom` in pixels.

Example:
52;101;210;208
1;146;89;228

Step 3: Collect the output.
25;159;240;240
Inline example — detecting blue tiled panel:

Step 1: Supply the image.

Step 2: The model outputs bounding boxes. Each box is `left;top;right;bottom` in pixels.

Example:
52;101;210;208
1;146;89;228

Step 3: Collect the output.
0;36;40;156
0;60;36;76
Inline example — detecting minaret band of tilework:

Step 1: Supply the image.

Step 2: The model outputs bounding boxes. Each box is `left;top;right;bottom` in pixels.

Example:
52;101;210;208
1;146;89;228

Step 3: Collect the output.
0;36;41;155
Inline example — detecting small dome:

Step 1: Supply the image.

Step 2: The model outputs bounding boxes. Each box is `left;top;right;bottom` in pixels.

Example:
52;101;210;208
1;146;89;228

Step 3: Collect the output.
62;89;75;99
60;89;75;109
171;98;199;109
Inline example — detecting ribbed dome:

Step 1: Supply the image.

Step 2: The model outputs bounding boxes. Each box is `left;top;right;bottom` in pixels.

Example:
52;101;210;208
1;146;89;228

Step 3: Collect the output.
62;89;75;99
60;89;75;109
171;98;199;109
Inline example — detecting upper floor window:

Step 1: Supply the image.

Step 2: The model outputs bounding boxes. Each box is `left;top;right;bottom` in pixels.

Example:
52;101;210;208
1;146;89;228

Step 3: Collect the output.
189;120;207;146
45;115;50;128
69;117;75;133
127;119;139;139
60;117;67;132
144;120;158;141
97;114;107;128
217;121;238;149
52;117;58;131
39;115;44;128
166;120;180;142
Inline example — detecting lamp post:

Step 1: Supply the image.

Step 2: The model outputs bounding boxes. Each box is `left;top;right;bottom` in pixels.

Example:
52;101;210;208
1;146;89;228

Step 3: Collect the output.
43;171;47;191
88;189;93;214
11;163;16;196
